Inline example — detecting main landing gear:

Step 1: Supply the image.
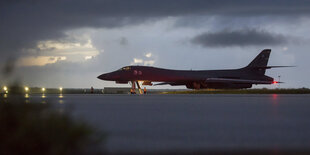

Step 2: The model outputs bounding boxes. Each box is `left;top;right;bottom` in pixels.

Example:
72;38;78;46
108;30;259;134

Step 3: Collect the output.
130;81;147;94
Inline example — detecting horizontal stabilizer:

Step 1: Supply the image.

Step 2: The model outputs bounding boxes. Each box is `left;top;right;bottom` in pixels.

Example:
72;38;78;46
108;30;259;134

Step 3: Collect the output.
253;66;296;69
206;78;273;84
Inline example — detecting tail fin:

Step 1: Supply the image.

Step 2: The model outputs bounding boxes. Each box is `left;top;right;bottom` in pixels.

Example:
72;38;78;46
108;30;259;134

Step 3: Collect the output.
244;49;271;75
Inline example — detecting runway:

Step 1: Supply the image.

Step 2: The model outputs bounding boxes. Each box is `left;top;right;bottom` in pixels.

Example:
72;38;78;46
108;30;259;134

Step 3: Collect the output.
17;94;310;153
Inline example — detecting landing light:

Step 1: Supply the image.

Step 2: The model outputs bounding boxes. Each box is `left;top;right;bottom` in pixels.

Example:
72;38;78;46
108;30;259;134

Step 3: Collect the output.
25;87;29;92
42;88;45;92
59;87;63;92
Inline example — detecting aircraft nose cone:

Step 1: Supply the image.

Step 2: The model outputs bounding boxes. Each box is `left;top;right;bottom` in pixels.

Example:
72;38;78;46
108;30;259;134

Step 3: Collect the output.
97;74;109;80
98;72;121;81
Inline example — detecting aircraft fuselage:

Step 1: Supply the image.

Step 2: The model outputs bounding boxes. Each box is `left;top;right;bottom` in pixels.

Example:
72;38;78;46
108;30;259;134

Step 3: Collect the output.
97;49;284;89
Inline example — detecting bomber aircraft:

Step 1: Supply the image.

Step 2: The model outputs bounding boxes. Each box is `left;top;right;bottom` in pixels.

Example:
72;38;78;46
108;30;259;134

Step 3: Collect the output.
98;49;292;93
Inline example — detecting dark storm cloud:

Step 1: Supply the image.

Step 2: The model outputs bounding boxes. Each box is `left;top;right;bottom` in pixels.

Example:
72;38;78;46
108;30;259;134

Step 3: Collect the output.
1;0;310;58
191;29;288;47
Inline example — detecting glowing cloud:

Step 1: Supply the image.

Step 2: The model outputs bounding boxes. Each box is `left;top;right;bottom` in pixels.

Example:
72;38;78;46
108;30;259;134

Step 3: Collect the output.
144;60;155;66
85;56;93;60
37;39;94;50
131;52;156;66
145;52;152;58
133;58;143;64
17;56;66;67
35;38;99;62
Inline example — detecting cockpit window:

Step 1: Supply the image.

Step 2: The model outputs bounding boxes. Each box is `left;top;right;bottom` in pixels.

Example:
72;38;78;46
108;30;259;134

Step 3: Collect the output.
119;66;131;71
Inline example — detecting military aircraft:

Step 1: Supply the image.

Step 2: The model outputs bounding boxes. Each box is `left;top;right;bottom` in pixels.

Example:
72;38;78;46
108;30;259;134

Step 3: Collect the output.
98;49;292;93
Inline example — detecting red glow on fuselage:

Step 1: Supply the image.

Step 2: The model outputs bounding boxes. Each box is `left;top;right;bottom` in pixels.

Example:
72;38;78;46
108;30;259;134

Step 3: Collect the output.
272;81;278;84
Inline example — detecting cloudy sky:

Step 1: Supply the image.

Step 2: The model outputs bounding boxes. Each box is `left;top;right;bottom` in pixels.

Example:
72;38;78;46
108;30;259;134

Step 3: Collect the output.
1;0;310;88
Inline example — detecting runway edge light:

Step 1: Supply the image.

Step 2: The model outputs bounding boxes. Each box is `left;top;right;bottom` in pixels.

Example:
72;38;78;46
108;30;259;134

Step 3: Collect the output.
3;86;8;94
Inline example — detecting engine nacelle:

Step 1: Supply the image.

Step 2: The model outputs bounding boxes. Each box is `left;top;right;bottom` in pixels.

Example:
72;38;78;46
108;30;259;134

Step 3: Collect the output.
186;82;252;89
115;81;128;84
206;83;252;89
186;82;203;89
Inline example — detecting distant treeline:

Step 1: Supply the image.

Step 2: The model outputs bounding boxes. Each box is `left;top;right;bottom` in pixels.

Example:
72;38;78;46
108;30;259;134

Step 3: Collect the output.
163;88;310;94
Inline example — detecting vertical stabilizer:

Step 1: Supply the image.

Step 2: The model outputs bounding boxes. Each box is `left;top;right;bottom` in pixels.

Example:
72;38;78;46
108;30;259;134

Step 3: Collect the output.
244;49;271;75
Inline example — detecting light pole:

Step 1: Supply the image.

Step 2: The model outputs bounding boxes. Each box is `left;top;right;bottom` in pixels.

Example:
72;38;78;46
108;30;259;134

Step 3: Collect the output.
24;86;29;98
278;75;281;88
59;87;63;98
42;87;46;98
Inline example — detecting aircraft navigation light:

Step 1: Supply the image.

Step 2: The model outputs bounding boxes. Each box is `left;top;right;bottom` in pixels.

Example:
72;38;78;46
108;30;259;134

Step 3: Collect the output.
25;87;29;92
59;87;63;92
3;86;7;91
272;81;278;84
42;88;45;92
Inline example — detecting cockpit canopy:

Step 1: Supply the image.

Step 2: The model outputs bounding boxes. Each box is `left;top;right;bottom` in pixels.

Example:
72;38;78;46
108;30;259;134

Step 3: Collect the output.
119;66;131;71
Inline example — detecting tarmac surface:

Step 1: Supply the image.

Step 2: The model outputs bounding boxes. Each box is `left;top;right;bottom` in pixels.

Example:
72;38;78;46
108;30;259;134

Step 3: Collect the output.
20;94;310;153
